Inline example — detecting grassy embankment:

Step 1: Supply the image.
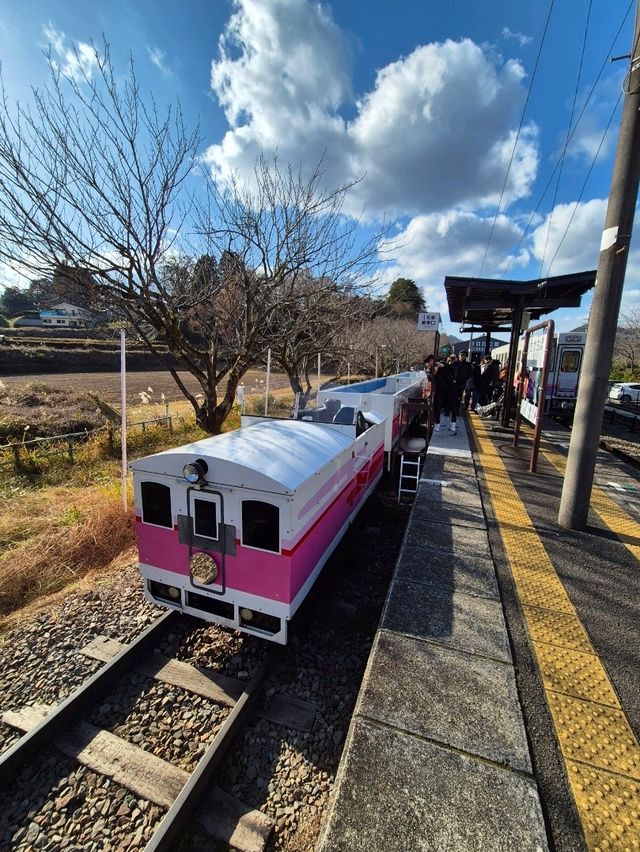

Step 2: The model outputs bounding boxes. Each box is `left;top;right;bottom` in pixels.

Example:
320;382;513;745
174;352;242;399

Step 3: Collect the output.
0;385;298;632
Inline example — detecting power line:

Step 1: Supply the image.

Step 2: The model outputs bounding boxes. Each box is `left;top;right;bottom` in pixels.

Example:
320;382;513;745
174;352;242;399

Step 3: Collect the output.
539;0;593;277
501;0;634;278
479;0;555;277
546;90;622;276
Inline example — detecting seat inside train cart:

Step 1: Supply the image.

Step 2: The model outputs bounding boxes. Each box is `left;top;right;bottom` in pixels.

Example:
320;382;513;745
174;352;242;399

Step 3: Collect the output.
316;371;427;466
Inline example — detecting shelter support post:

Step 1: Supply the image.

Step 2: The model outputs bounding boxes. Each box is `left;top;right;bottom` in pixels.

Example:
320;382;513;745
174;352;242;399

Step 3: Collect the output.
501;302;523;428
513;320;554;471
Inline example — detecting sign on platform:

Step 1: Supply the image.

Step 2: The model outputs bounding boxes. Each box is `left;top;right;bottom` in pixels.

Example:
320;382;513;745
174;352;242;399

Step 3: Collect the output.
418;312;441;331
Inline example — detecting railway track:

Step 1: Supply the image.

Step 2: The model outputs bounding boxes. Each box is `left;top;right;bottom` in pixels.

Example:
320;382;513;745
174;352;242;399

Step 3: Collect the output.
0;611;280;851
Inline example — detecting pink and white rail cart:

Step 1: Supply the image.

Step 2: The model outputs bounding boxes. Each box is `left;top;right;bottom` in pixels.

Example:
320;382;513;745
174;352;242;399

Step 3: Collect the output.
131;405;385;643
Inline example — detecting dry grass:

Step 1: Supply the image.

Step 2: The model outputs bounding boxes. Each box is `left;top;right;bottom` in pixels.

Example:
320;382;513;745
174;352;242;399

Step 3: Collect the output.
0;382;311;624
0;382;105;441
0;403;220;621
0;488;135;618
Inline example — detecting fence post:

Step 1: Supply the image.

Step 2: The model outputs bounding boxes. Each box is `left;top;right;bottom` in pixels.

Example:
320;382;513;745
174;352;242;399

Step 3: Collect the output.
10;442;21;472
67;440;74;463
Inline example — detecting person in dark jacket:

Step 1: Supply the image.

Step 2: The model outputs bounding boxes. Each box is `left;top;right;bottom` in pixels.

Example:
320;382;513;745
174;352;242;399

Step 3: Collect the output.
452;351;473;413
479;356;499;406
464;355;482;411
433;360;458;434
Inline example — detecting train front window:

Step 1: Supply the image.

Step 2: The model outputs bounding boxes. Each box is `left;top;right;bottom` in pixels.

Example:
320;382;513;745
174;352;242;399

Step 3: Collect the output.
141;481;172;528
193;498;218;539
242;500;279;553
560;350;580;372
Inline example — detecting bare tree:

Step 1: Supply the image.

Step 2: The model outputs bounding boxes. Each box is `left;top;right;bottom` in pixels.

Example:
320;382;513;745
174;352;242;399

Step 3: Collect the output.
0;45;389;432
192;156;389;425
267;273;376;407
336;316;429;376
614;309;640;375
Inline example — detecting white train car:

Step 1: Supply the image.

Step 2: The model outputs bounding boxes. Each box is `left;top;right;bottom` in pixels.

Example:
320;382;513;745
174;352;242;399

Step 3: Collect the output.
493;331;585;417
316;371;426;468
130;405;385;644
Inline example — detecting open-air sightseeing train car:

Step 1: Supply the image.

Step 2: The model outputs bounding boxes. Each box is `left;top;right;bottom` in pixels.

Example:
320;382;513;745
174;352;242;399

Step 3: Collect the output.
130;400;387;643
317;371;426;469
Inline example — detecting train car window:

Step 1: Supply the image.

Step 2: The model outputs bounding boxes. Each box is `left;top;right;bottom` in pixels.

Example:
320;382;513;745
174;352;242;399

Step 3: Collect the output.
141;481;172;528
193;498;218;539
242;501;279;552
560;350;580;372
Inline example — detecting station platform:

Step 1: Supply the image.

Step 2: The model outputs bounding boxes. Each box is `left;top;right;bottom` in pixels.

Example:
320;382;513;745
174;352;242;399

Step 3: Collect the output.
317;413;640;852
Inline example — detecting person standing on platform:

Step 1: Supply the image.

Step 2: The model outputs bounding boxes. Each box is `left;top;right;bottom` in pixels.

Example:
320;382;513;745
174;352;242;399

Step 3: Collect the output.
464;355;482;411
452;351;473;414
433;360;457;434
423;354;434;381
479;355;499;406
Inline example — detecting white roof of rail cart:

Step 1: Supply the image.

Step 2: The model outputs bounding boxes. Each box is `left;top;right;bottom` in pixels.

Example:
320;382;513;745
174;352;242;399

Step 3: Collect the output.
130;419;355;495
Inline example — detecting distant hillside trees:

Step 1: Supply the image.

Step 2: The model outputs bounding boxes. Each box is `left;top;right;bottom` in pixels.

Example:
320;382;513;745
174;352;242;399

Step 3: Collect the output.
0;45;387;433
0;286;36;317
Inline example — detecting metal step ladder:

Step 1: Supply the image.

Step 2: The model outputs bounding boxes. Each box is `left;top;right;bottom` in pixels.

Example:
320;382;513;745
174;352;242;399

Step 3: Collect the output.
397;437;427;501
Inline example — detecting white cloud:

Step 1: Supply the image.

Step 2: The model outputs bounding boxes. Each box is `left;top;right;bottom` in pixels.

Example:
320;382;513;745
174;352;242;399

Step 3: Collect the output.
501;27;532;47
379;210;528;318
205;0;539;218
567;117;615;164
147;46;173;77
530;198;606;276
528;199;640;324
347;40;538;215
42;23;98;82
208;0;351;185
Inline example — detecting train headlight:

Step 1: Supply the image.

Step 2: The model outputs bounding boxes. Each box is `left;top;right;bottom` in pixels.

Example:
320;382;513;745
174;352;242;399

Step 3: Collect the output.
183;459;208;484
240;608;253;621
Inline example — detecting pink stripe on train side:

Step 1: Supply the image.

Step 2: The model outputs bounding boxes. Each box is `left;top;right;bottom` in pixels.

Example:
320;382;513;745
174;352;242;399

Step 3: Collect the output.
285;446;383;555
289;448;383;599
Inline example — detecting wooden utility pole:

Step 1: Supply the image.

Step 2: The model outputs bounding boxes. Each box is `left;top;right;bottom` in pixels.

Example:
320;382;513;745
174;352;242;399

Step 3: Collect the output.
559;8;640;528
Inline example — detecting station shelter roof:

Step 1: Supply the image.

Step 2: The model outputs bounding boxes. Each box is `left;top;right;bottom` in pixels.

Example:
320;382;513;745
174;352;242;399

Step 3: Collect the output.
444;270;597;333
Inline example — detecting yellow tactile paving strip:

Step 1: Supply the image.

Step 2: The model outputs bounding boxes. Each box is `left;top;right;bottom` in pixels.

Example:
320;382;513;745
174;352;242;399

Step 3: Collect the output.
469;416;640;852
536;435;640;562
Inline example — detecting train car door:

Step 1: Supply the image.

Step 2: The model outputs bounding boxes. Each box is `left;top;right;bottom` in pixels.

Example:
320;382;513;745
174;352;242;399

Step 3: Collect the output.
186;488;226;591
554;345;582;403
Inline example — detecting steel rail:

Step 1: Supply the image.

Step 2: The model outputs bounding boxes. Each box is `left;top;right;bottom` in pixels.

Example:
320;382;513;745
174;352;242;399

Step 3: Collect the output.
0;609;178;785
144;648;276;852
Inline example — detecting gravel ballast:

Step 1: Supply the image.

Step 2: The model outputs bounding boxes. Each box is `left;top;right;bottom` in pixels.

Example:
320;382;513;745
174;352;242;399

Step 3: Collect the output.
0;486;409;851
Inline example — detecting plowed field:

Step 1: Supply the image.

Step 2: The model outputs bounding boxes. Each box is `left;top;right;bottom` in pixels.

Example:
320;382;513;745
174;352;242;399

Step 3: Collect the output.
0;369;294;407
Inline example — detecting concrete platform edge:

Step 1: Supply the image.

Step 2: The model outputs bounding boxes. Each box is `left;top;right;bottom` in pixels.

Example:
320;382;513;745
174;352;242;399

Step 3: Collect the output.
316;415;549;852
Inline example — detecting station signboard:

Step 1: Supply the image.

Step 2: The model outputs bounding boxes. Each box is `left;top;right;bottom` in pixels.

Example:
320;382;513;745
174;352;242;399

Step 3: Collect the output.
417;312;441;331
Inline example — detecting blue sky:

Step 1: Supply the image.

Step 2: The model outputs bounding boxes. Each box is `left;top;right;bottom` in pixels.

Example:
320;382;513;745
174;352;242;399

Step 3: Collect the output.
0;0;637;335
